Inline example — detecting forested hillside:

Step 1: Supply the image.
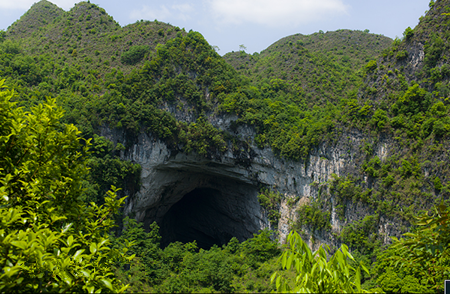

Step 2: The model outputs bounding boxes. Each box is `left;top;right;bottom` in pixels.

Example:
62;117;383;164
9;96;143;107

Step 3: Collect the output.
224;30;392;106
1;0;450;292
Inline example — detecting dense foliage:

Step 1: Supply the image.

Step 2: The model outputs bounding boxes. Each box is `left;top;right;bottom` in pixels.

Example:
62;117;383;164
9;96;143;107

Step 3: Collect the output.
112;217;282;293
271;231;369;293
0;81;131;292
224;29;392;106
2;0;450;292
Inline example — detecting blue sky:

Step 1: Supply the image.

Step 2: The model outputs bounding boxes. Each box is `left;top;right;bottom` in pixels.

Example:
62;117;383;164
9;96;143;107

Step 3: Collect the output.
0;0;431;54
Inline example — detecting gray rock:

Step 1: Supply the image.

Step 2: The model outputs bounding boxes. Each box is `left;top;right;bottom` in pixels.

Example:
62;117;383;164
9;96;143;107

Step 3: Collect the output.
100;113;399;247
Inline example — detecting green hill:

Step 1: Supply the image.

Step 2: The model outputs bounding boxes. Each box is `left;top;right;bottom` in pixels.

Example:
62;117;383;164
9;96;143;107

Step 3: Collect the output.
6;0;64;39
223;30;392;106
1;0;240;155
7;1;182;77
321;2;450;289
1;0;450;292
224;29;392;75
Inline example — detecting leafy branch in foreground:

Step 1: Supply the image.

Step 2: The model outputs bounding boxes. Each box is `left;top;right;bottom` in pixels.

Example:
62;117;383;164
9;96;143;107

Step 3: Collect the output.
0;79;133;293
271;230;369;293
384;201;450;292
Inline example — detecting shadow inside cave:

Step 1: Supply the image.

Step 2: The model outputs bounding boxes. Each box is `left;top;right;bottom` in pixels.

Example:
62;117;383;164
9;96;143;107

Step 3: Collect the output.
159;186;258;249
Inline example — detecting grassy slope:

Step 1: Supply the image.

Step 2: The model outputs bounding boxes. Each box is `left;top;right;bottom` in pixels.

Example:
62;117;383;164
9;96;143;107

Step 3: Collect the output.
223;30;392;106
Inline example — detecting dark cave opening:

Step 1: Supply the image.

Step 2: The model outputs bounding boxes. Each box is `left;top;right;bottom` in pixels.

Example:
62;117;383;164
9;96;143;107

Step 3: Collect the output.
159;187;248;249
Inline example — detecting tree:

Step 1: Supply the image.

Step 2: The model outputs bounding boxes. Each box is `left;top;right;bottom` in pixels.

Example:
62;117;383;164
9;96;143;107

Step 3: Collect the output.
239;44;247;52
0;79;133;292
381;202;450;292
271;231;369;293
403;27;414;40
0;30;5;43
120;45;149;65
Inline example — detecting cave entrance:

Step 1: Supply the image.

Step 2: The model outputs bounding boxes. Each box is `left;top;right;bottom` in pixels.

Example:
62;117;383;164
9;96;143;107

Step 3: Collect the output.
158;183;261;249
137;167;265;250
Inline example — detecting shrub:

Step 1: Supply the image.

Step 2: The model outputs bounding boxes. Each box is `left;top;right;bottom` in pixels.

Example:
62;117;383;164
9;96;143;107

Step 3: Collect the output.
396;50;408;60
403;27;414;40
365;60;377;72
120;45;150;65
296;201;331;232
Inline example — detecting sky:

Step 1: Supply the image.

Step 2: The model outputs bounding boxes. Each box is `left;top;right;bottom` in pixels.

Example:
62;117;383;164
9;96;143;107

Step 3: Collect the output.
0;0;431;55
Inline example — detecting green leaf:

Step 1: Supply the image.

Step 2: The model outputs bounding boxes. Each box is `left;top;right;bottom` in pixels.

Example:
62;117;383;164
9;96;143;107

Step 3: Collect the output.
90;243;97;254
98;238;108;248
287;254;294;270
11;241;27;250
270;272;277;283
281;252;287;268
60;271;73;285
126;253;136;261
73;249;85;262
276;275;281;290
67;235;74;246
118;285;130;293
101;279;114;291
62;223;73;233
361;262;369;274
3;266;20;277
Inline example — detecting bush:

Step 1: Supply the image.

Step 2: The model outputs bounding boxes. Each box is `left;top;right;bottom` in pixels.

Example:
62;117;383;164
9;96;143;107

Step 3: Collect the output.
403;27;414;40
373;202;450;293
121;45;150;65
365;60;377;72
296;201;331;232
258;189;282;226
396;50;408;60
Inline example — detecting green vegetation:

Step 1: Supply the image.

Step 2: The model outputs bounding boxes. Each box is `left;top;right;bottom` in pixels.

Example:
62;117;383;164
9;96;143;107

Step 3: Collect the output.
271;231;369;293
339;215;381;257
296;199;331;232
367;202;450;293
120;45;150;65
113;217;282;293
2;0;450;292
258;188;282;226
84;134;141;205
0;81;131;292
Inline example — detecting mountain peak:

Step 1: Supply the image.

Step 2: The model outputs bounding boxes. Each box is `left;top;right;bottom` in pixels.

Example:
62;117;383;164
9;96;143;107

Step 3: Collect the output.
7;0;64;38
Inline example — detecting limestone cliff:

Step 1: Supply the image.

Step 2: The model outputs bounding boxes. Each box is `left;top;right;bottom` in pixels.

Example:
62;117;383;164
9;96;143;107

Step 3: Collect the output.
101;111;403;248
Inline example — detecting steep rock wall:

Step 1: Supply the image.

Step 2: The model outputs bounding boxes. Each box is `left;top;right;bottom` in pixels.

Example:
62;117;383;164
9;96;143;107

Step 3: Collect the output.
101;118;400;246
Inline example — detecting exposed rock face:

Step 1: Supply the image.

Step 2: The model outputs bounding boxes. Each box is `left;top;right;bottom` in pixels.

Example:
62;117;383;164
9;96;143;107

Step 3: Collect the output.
101;117;400;246
101;123;269;247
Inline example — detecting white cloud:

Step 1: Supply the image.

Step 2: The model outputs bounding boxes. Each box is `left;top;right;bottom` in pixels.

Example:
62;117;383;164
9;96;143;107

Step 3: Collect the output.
130;3;194;22
130;5;171;21
208;0;348;27
0;0;80;10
